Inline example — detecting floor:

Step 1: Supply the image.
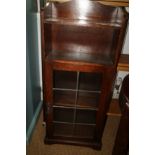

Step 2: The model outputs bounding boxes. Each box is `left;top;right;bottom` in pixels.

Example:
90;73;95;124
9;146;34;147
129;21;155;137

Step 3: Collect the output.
27;111;120;155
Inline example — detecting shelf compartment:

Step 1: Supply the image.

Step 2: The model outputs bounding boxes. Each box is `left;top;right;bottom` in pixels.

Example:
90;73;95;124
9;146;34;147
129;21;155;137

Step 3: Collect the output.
53;107;74;123
53;70;77;89
52;122;95;139
77;92;100;109
44;23;120;65
79;72;102;91
48;50;113;65
75;109;97;124
53;122;74;137
53;90;76;107
74;124;95;139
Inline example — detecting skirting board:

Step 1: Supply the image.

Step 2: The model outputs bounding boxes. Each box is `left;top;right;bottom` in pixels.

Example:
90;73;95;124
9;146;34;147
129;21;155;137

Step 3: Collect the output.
26;101;43;144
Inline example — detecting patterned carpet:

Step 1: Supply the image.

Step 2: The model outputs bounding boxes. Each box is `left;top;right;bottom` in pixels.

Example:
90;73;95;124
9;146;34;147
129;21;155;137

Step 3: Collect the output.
27;111;120;155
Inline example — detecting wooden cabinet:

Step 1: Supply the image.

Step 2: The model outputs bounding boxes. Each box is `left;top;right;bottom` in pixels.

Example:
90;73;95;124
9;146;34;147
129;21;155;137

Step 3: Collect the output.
41;0;128;149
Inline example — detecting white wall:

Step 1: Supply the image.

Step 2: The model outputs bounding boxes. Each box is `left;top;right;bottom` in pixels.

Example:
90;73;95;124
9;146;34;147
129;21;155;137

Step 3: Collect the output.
122;7;129;54
122;26;129;54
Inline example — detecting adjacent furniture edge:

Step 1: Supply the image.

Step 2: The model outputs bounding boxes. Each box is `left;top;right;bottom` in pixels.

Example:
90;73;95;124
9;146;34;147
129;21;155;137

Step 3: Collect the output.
108;54;129;116
117;54;129;71
107;99;121;116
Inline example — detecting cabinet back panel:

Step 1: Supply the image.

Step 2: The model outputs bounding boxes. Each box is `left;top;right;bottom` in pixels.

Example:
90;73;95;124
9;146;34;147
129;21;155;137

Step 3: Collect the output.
79;72;102;91
74;124;95;138
76;109;96;124
53;90;76;107
53;70;77;89
53;123;74;137
53;107;74;123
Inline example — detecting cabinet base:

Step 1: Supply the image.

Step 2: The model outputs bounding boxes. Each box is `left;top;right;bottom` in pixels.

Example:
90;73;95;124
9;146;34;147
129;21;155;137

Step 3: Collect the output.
44;136;102;150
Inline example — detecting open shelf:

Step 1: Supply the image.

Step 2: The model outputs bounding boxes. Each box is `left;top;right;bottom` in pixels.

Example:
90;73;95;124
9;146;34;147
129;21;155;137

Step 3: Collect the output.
44;22;120;65
48;50;113;65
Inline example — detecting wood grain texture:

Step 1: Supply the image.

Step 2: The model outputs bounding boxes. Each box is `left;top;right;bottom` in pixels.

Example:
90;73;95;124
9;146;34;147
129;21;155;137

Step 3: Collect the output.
41;0;128;149
117;54;129;71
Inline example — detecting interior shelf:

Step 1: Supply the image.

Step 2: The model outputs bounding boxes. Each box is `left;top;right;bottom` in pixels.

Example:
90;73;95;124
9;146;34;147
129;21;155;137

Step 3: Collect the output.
44;22;120;66
53;90;99;109
53;122;74;137
53;107;96;124
47;50;113;65
76;109;96;124
53;90;76;107
77;92;99;109
53;70;101;110
53;71;102;91
74;124;95;138
53;122;95;138
53;107;74;123
53;70;77;89
79;72;102;91
44;18;121;28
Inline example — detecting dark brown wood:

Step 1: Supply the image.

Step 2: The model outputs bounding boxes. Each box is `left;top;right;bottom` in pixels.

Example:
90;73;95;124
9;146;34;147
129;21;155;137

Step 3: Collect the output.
95;68;116;142
112;74;129;155
44;61;54;138
117;54;129;71
41;0;128;149
46;0;128;7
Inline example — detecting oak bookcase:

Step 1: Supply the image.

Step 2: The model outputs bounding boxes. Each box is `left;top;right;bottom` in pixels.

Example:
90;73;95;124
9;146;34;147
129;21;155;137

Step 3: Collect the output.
41;0;128;149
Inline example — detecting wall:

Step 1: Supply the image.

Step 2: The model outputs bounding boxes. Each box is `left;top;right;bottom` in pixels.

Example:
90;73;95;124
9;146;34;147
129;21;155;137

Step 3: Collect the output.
122;26;129;54
26;0;42;143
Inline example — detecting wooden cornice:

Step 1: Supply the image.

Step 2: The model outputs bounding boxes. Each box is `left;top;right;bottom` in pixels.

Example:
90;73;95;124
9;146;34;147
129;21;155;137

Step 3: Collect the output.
47;0;129;7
